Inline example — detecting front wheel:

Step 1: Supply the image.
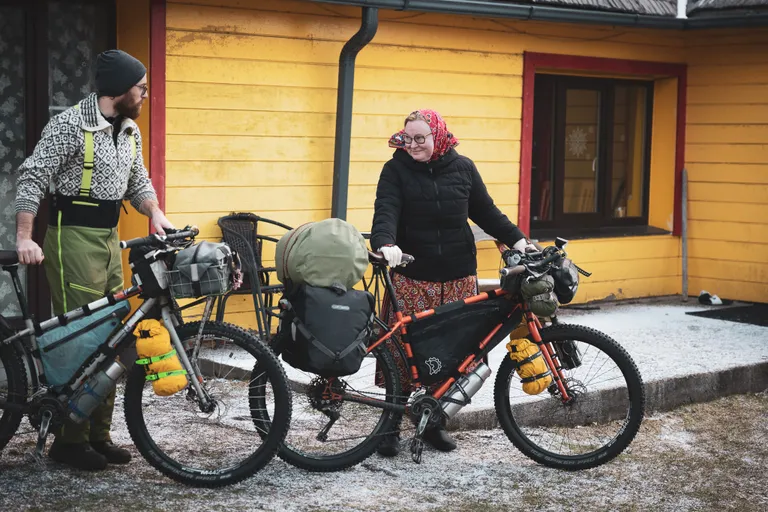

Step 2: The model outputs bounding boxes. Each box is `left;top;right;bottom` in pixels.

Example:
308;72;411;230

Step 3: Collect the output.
124;321;292;487
494;324;645;470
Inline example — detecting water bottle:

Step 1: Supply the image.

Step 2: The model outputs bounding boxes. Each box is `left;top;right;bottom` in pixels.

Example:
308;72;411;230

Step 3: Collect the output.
440;362;492;419
68;360;126;424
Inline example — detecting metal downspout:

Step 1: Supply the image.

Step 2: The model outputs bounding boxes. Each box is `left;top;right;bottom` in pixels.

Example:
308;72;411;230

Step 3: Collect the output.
331;7;379;220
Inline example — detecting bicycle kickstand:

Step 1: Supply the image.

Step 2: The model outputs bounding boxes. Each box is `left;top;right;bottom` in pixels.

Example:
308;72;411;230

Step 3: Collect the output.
34;409;53;463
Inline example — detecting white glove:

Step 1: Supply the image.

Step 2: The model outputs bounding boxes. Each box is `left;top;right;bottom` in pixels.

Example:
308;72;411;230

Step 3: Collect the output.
512;238;537;253
379;245;403;267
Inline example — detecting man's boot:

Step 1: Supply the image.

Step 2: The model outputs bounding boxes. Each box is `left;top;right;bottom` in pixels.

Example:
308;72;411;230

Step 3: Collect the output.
91;440;132;464
49;440;108;471
423;423;457;452
89;388;130;464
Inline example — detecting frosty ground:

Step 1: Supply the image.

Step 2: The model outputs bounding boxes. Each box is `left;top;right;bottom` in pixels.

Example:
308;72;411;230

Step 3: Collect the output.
1;392;766;512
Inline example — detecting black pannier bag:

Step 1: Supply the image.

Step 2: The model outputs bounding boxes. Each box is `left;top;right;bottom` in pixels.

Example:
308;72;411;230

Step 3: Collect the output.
407;295;520;385
278;284;375;377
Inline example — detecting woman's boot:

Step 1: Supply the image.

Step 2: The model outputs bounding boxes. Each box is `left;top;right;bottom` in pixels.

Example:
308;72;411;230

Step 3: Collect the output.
423;423;457;452
377;417;402;457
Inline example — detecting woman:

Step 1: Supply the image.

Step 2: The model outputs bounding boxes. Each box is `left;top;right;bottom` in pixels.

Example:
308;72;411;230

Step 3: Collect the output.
370;109;535;457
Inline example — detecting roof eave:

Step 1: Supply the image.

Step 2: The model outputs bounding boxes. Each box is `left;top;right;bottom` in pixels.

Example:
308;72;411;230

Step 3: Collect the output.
308;0;768;29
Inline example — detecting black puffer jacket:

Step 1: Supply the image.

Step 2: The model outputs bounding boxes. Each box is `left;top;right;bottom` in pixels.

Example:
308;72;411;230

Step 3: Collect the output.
370;148;525;282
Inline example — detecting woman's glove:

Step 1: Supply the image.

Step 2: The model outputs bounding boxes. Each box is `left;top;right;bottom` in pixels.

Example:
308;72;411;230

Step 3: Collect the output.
379;245;403;267
512;238;538;253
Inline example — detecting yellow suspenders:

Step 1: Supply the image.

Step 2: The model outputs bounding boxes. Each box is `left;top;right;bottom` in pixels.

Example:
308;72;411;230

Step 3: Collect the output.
73;103;137;199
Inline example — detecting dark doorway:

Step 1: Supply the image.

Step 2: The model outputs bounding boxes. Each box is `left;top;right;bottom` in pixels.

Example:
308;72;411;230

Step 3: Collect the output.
0;0;114;321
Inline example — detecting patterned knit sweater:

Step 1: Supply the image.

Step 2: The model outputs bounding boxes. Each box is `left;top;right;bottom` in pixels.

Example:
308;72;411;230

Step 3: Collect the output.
15;93;157;216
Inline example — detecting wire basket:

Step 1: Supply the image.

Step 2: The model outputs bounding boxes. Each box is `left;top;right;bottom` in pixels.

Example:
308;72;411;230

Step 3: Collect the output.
165;263;232;299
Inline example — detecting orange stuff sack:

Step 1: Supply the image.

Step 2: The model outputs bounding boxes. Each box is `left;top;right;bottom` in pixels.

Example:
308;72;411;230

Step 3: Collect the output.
506;338;553;395
134;319;188;396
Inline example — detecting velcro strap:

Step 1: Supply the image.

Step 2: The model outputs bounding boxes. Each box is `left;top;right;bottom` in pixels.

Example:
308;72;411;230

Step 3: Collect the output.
520;370;552;384
136;349;177;365
145;369;188;381
511;350;543;368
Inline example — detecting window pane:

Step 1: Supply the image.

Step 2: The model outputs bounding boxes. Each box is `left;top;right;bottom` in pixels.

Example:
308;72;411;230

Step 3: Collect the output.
563;89;600;214
0;6;27;316
612;85;647;218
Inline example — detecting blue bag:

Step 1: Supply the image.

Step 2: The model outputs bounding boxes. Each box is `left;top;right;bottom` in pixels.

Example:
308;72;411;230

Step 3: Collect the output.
37;302;131;387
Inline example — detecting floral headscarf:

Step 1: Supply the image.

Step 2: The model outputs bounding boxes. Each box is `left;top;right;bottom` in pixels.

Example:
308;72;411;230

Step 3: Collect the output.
388;109;459;162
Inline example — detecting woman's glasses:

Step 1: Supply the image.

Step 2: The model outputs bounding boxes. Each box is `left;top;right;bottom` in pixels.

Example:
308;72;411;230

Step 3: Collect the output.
402;133;432;145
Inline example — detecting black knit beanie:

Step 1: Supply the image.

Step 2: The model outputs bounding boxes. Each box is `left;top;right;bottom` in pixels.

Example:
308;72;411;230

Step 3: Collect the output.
95;50;147;97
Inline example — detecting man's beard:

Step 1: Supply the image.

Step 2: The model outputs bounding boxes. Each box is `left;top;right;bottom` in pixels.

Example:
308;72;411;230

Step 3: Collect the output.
115;97;142;120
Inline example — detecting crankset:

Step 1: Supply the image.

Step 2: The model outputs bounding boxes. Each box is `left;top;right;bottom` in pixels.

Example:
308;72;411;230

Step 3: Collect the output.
408;395;443;464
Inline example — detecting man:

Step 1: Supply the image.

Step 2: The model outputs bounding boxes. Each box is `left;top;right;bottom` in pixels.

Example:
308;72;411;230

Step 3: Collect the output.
14;49;174;471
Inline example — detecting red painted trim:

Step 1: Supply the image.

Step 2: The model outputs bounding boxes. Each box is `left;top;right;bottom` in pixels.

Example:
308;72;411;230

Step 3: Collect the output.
149;0;166;215
518;55;536;235
519;52;687;236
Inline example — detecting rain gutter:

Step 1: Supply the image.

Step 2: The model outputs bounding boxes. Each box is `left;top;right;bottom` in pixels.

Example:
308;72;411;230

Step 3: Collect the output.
310;0;768;29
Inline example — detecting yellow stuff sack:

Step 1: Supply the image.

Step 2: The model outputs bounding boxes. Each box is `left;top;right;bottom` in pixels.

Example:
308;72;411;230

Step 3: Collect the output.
506;338;553;395
133;319;188;396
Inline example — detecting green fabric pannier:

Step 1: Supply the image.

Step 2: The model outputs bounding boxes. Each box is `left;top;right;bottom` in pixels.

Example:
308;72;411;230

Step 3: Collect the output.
521;274;559;317
276;218;368;290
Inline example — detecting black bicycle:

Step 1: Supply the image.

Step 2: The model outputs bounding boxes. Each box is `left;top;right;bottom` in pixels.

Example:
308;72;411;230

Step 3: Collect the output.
0;227;292;487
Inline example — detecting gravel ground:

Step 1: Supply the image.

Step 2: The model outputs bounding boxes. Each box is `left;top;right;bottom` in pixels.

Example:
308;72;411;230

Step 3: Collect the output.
1;391;766;511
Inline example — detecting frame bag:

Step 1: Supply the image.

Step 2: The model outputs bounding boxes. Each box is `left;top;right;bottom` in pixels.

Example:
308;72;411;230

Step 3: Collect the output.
407;296;520;385
278;284;375;377
37;302;132;388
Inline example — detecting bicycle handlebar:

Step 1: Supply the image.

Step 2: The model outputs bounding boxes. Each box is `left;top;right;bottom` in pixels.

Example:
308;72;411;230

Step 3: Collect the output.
368;251;415;267
119;227;200;250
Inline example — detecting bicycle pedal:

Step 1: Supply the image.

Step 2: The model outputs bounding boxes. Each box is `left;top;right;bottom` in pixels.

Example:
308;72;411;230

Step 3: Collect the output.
410;438;424;464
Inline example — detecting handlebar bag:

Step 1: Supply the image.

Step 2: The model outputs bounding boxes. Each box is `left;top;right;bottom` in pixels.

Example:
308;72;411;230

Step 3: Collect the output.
37;301;132;388
129;246;170;298
551;258;580;304
277;284;375;377
170;241;233;298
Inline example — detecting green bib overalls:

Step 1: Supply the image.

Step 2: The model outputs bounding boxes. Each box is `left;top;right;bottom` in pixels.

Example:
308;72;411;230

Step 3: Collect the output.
42;107;136;444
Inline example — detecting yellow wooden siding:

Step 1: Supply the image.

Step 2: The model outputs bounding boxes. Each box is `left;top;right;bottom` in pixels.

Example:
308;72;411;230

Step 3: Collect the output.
116;0;151;312
165;0;693;328
685;37;768;304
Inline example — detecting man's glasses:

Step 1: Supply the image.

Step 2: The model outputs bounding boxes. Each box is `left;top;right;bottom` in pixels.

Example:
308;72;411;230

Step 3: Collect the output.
134;84;149;96
402;133;432;145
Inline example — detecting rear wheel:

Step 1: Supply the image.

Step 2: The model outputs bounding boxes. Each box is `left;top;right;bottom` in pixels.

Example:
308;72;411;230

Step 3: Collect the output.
251;341;402;472
124;321;291;487
0;342;26;452
494;324;645;470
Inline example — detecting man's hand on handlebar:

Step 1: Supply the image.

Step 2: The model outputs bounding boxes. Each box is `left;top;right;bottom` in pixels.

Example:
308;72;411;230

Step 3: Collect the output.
16;238;44;265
